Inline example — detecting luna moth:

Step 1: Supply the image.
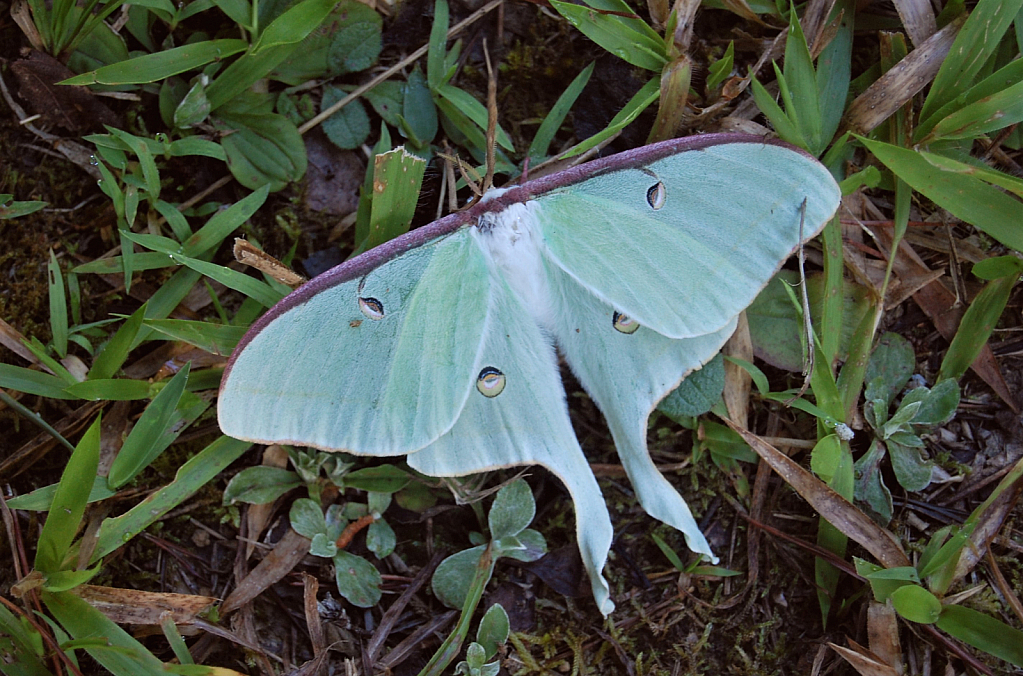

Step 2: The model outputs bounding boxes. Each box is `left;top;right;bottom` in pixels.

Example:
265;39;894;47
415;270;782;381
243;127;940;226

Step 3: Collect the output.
218;133;842;615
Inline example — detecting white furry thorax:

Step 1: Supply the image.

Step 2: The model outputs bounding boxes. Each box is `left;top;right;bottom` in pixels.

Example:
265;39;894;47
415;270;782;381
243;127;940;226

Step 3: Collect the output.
472;191;555;330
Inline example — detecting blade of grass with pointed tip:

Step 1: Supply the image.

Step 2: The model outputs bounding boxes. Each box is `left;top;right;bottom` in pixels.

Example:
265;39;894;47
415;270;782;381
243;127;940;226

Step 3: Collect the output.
48;250;68;358
548;0;665;71
107;364;191;489
0;365;77;399
64;379;152;400
918;0;1023;131
108;128;160;200
181;184;269;257
435;85;514;151
938;270;1018;383
35;416;101;573
60;39;249;85
88;303;146;380
91;436;251;563
144;319;246;355
72;252;176;275
860;137;1023;251
528;62;594;164
563;77;660;158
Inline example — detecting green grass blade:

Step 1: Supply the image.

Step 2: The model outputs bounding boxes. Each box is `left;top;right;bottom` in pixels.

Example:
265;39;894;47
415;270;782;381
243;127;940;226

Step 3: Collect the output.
60;39;249;85
938;269;1018;383
72;252;177;275
131;266;205;349
366;147;427;249
7;475;116;511
548;0;665;71
35;416;101;573
169;253;284;307
48;250;68;358
563;77;659;158
0;364;78;399
107;128;160;201
180;184;269;257
918;0;1023;130
42;591;166;675
251;0;338;52
435;85;514;151
144;319;246;355
63;379;152;400
527;62;594;164
88;303;146;380
936;605;1023;667
860;137;1023;251
427;0;449;90
107;364;191;489
924;79;1023;142
91;436;251;563
750;71;806;149
783;10;823;153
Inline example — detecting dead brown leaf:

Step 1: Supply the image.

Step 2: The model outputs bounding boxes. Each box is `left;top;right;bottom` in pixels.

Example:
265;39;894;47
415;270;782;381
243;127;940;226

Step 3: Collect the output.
10;50;120;132
221;527;311;615
723;421;911;568
72;585;216;624
841;16;963;136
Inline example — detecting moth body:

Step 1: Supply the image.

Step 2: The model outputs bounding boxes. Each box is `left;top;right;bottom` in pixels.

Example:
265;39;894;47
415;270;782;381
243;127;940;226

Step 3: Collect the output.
474;196;555;331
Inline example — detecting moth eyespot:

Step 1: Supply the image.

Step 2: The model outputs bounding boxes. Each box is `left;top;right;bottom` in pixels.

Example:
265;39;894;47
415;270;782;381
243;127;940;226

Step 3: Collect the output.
646;182;666;210
359;297;385;320
476;367;506;397
612;311;640;334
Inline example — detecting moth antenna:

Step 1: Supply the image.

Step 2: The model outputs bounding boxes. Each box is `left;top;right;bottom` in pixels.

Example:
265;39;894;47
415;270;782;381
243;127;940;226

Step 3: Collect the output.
786;198;814;404
233;239;305;289
483;38;497;193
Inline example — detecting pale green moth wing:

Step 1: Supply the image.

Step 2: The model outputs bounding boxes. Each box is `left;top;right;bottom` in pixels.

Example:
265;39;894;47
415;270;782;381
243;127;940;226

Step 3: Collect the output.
218;228;491;455
408;231;615;614
543;256;736;563
533;142;842;339
219;134;843;617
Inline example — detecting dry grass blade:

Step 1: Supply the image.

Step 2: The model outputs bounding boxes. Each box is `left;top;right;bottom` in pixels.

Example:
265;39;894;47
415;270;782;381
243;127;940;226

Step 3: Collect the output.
722;314;752;427
947;455;1023;591
828;638;900;676
867;600;903;675
233;240;306;289
365;551;445;668
71;585;217;624
0;317;42;365
841;15;964;136
221;528;312;615
891;0;937;47
722;420;911;568
302;572;326;657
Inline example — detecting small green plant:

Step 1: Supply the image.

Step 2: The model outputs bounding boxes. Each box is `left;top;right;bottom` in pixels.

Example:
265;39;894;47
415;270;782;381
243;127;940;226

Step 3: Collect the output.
223;447;413;607
455;603;511;676
854;333;960;523
418;479;545;676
